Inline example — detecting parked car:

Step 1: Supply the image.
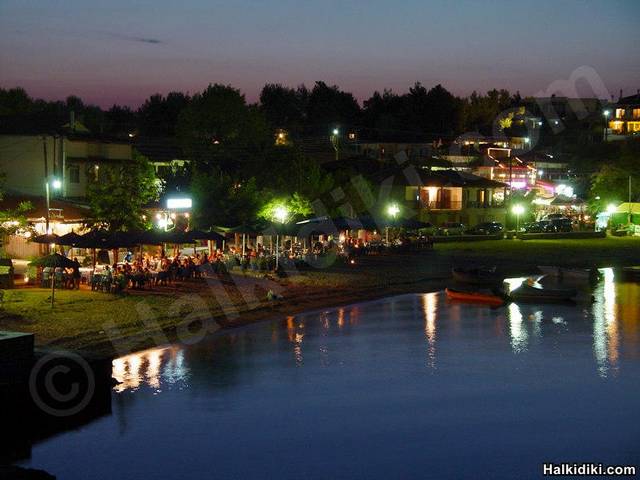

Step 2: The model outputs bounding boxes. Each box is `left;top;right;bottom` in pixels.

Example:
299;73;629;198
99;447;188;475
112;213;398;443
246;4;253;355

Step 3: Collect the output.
548;217;573;232
523;220;553;233
466;222;504;235
437;222;465;236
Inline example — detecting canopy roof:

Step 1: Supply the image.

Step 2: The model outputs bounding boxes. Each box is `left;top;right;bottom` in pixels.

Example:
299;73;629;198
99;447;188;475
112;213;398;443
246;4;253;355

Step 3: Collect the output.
29;253;78;268
614;202;640;214
32;233;60;244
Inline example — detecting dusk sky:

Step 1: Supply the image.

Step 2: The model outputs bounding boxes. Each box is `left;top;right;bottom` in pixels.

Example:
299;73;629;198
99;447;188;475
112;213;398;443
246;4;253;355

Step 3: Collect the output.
1;0;638;108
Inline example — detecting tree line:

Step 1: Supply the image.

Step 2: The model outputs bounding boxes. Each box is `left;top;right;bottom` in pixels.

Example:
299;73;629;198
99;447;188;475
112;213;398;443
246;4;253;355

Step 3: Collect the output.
0;82;527;139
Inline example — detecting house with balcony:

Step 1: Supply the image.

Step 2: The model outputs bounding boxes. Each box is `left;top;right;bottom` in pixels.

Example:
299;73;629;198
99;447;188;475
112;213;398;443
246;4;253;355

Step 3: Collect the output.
607;91;640;140
397;169;508;226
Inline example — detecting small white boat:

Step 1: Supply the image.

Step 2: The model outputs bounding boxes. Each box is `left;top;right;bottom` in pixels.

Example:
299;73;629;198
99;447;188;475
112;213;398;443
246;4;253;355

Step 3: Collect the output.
537;266;599;282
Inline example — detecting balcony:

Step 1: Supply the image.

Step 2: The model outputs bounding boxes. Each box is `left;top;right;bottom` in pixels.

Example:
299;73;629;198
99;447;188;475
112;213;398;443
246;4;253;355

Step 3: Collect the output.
465;200;505;209
417;200;505;210
424;201;462;211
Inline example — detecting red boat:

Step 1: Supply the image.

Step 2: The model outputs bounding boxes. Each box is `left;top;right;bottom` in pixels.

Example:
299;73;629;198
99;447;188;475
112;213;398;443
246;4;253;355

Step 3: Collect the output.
445;288;505;306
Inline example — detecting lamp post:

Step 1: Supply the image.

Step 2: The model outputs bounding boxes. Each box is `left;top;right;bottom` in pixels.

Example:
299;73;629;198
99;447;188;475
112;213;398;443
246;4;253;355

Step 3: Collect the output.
386;203;400;244
512;204;524;232
274;206;288;270
607;203;617;232
603;110;610;141
45;177;62;234
330;128;340;161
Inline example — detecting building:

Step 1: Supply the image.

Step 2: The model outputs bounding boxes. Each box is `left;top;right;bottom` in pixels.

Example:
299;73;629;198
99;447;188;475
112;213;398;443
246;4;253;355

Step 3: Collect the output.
0;133;133;199
397;169;508;226
472;147;537;191
0;131;134;257
532;96;603;124
0;194;89;258
606;91;640;140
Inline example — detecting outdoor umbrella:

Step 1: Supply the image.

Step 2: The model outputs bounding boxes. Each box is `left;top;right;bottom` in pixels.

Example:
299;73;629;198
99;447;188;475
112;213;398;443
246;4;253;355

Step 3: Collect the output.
32;233;60;244
29;253;78;307
188;229;225;243
75;229;113;249
187;229;226;255
57;231;83;246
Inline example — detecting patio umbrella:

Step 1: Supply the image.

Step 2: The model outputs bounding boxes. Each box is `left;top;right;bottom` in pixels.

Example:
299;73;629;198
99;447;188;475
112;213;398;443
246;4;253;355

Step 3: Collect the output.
57;231;83;246
75;230;113;249
32;233;60;244
29;253;78;307
188;229;225;243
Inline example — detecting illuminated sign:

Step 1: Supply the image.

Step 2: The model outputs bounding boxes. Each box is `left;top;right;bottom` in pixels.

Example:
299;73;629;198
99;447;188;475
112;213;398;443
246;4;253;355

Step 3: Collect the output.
166;198;192;209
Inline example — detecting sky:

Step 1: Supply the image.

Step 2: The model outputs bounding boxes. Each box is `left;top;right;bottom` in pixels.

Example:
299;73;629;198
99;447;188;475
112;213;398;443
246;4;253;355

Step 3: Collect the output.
1;0;639;108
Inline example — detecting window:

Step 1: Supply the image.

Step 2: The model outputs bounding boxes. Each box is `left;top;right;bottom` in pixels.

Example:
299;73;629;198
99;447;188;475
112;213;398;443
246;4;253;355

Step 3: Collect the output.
627;122;640;132
69;165;80;184
615;108;625;119
633;108;640;119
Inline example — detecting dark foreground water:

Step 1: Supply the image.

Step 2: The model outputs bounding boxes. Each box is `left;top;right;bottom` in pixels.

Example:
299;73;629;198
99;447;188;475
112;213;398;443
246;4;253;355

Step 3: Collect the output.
21;270;640;479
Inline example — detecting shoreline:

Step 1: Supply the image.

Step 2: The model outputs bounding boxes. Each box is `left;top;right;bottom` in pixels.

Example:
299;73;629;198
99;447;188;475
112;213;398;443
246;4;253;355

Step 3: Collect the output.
39;276;450;359
4;237;640;360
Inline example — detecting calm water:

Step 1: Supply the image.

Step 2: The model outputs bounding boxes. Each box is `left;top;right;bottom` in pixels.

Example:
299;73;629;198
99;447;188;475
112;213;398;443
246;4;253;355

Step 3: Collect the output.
21;270;640;479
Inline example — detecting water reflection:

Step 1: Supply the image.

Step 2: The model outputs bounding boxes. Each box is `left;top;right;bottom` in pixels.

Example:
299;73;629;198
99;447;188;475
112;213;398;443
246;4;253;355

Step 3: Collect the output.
112;346;188;393
421;293;438;370
592;268;619;377
507;302;528;353
108;271;640;391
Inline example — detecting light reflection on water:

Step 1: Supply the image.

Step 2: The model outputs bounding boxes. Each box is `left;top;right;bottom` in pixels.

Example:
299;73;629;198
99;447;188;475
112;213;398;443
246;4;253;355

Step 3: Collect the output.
112;346;189;393
421;293;437;370
110;268;640;393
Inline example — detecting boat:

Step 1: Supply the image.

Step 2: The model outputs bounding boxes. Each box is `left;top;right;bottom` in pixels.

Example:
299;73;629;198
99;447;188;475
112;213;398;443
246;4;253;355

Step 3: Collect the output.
537;266;600;283
451;266;502;285
621;266;640;281
445;288;505;306
510;283;577;303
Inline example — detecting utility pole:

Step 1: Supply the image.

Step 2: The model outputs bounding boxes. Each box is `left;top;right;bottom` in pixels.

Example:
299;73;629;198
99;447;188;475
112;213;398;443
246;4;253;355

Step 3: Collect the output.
629;175;632;225
43;136;50;234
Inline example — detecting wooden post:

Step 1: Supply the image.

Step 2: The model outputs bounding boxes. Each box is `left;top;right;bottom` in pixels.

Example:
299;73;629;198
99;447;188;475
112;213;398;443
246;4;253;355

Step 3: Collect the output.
50;273;55;308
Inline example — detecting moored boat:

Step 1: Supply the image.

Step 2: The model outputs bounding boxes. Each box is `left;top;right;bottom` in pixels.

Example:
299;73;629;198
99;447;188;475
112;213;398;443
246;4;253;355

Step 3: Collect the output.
537;265;600;283
510;283;577;303
445;288;505;306
621;266;640;281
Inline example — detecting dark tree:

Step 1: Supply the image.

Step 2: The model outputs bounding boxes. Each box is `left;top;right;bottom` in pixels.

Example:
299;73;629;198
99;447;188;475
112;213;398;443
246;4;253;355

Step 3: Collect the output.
306;81;361;132
259;83;307;131
138;92;190;136
176;84;270;176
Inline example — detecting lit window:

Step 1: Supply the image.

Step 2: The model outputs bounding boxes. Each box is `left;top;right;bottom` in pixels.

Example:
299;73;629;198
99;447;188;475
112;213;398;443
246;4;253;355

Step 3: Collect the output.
628;122;640;132
633;108;640;119
615;108;625;119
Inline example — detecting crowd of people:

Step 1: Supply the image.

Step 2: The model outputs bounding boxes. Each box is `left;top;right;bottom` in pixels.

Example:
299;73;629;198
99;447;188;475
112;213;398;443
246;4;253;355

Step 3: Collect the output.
42;230;435;293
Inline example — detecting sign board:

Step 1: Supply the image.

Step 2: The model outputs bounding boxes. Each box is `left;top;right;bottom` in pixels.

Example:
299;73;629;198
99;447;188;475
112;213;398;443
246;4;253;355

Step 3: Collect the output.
166;198;192;210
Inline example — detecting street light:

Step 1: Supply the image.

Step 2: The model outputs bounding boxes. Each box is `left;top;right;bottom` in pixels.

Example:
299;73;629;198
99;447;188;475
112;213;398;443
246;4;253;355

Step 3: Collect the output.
386;203;400;244
512;204;525;232
45;177;62;234
387;203;400;218
273;205;289;269
603;110;611;141
330;128;340;160
606;203;617;231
